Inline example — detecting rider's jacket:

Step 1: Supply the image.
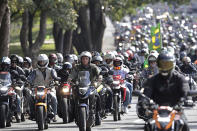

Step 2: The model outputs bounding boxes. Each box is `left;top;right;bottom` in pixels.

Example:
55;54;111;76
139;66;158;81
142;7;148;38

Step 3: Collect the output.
111;66;129;79
143;70;189;106
69;63;100;84
180;63;197;74
28;67;57;87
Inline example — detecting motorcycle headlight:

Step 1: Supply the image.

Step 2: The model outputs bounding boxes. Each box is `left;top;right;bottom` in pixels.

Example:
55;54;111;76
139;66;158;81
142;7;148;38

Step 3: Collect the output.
0;86;8;94
62;88;69;93
79;87;88;95
37;91;45;96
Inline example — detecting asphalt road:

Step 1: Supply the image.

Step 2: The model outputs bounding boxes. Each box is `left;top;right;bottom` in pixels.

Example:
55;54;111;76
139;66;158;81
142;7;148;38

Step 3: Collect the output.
1;97;197;131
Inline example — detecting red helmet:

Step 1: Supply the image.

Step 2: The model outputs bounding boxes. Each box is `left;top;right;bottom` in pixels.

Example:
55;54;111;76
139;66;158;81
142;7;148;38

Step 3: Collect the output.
126;50;134;61
49;53;58;65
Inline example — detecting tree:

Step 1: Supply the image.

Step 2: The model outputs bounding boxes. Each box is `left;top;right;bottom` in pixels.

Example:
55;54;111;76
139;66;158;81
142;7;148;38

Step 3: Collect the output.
72;0;106;53
0;0;10;58
50;0;77;55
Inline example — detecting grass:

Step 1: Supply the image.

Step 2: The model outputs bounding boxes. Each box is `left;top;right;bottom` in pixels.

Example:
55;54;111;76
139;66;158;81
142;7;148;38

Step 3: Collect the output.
10;18;53;43
9;43;56;56
10;18;56;56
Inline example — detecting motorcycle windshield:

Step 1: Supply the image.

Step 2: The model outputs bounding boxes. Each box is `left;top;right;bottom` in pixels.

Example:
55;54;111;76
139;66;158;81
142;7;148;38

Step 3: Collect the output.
78;71;91;87
0;72;12;86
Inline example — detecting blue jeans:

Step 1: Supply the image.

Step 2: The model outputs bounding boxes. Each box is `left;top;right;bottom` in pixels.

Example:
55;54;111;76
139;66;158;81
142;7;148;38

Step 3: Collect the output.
16;94;21;114
123;87;130;107
48;92;57;115
126;82;133;104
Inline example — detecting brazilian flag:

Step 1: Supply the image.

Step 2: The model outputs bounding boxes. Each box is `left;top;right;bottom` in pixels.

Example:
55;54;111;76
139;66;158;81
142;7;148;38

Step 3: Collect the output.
149;23;162;52
144;23;162;68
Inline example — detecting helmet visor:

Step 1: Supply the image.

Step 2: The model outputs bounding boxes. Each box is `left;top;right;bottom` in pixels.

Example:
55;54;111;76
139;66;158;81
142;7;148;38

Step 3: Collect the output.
158;60;174;71
38;61;47;67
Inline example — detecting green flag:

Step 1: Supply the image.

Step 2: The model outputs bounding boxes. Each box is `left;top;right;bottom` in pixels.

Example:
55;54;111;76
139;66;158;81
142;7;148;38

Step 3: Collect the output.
149;23;162;52
144;23;162;68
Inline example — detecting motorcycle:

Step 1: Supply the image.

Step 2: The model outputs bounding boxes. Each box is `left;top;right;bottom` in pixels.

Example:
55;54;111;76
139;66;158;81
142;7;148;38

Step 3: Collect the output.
95;75;108;122
0;71;13;128
57;82;74;123
73;71;97;131
32;85;54;130
111;75;126;121
183;74;197;106
13;79;26;122
134;90;197;131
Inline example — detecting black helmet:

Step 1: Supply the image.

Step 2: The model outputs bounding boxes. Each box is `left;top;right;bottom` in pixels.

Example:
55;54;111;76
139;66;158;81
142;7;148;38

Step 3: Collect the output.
64;54;74;64
24;57;32;67
10;54;19;63
157;50;175;75
62;62;72;70
180;51;187;61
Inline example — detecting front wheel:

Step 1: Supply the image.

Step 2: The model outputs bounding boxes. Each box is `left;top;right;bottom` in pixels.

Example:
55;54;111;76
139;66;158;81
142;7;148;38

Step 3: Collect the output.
0;105;6;128
113;96;119;121
79;107;87;131
37;106;45;130
62;98;69;123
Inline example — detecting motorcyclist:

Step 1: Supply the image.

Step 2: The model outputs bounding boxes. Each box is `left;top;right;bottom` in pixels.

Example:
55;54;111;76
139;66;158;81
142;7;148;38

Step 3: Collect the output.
10;54;26;122
92;55;114;114
0;57;17;125
141;52;159;79
111;56;132;113
143;50;190;131
180;56;197;75
57;62;72;83
103;51;115;69
56;53;64;67
23;57;33;77
27;54;60;122
191;48;197;63
10;54;26;78
72;54;78;66
18;56;24;68
48;53;62;71
64;54;75;67
69;51;101;125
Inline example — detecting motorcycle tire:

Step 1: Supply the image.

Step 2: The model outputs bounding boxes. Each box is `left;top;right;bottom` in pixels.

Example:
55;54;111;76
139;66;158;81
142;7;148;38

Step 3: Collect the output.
62;98;69;124
37;106;45;130
0;105;6;128
21;113;25;122
86;126;91;131
44;120;48;129
113;96;119;121
79;107;87;131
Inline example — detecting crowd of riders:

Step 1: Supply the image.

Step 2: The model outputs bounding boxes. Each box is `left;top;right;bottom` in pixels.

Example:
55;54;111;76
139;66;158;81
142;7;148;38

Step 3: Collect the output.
0;5;197;131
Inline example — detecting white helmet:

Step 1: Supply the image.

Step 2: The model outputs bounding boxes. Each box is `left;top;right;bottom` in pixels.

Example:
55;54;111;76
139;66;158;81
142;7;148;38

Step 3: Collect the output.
104;52;115;60
56;53;63;63
2;57;11;65
148;52;158;62
80;51;92;61
37;54;49;69
72;54;78;62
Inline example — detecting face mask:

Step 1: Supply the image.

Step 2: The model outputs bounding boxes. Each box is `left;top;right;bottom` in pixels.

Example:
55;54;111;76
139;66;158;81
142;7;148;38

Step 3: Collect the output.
161;72;169;76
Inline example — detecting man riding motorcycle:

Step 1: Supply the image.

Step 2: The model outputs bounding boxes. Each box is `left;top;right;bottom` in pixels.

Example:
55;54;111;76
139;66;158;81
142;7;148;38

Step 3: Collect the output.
69;51;101;125
111;56;132;113
27;54;60;122
143;50;190;131
10;54;26;123
48;53;62;71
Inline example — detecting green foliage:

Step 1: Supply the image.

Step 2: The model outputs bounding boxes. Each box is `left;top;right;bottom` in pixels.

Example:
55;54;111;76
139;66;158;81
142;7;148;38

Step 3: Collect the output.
48;0;78;30
103;0;191;21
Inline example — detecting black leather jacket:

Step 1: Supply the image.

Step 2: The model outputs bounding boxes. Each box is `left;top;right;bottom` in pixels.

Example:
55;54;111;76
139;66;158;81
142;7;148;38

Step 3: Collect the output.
143;71;189;106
